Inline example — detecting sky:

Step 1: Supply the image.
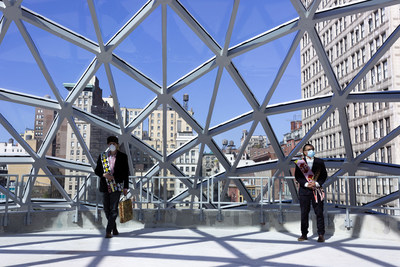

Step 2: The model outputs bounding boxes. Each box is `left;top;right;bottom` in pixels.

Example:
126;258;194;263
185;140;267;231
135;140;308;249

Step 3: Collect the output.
0;0;302;150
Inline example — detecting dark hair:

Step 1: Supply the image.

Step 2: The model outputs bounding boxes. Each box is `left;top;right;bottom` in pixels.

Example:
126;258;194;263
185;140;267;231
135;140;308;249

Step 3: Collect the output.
303;143;314;152
107;136;118;144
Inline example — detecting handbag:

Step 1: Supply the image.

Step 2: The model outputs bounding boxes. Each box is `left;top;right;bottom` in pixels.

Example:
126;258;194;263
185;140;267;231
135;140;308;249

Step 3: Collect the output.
119;197;133;223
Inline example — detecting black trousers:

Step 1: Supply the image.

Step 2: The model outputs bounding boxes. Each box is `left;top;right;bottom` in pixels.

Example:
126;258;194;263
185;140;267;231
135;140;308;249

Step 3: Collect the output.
299;193;325;236
102;191;121;233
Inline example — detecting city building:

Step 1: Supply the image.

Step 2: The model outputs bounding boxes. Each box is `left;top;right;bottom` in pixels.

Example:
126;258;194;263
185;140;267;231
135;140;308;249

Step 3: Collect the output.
120;107;153;175
281;120;302;157
63;76;116;197
300;0;400;213
202;152;220;177
240;130;268;154
174;131;200;197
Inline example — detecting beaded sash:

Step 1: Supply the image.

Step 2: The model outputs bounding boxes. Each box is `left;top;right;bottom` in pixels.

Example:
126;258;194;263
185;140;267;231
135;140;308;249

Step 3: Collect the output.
101;152;122;193
295;159;325;202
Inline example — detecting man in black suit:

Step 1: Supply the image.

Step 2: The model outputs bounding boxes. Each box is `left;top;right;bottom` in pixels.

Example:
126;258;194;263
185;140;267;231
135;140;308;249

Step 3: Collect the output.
95;136;130;238
295;143;327;242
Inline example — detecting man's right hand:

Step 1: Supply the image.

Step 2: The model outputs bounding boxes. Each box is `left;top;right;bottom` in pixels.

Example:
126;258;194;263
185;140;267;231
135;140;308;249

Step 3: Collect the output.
307;181;316;188
104;173;114;181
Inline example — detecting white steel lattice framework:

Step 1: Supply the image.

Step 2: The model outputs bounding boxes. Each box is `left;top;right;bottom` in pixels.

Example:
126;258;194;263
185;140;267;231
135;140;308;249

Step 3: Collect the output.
1;0;400;208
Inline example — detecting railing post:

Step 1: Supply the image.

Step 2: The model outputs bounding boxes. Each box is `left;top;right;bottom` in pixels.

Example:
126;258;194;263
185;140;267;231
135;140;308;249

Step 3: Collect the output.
259;177;264;225
199;177;204;222
278;177;283;225
25;175;33;225
73;176;80;224
157;177;161;221
138;176;144;221
217;178;223;222
344;176;353;230
2;175;11;227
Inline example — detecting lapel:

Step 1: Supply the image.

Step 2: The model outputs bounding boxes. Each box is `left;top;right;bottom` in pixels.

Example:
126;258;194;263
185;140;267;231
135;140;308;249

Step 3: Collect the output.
305;157;317;173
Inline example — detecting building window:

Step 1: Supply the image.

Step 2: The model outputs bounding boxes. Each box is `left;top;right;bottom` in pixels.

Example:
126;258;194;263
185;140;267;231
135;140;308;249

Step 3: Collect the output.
385;118;390;134
379;119;384;137
370;42;374;57
374;10;380;27
373;121;378;139
387;146;392;163
71;141;74;148
360;22;365;38
365;123;369;141
354;127;358;143
383;60;388;79
367;179;371;194
371;68;375;85
368;17;373;32
377;64;382;82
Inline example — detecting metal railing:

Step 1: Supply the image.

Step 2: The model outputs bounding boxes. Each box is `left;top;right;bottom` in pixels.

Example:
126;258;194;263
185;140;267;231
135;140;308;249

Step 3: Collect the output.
1;174;399;227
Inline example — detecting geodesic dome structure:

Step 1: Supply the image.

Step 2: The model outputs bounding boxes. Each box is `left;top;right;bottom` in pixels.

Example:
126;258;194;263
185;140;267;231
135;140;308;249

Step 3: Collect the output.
1;0;400;207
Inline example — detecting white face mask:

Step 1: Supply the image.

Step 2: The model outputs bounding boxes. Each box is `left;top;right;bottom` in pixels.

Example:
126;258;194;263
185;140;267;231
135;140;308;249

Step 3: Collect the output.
109;144;117;152
307;150;315;158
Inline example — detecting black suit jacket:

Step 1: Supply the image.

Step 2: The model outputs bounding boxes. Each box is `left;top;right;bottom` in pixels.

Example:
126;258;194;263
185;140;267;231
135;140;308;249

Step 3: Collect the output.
295;157;327;196
95;150;130;193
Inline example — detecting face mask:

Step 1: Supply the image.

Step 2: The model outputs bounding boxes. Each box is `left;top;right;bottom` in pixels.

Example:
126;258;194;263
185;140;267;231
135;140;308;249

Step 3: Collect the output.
307;150;315;158
109;144;117;152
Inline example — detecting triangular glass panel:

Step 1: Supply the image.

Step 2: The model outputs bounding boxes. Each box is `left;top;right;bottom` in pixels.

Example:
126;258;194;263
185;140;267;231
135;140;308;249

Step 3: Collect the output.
240;123;271;163
230;0;298;47
128;144;156;177
172;68;219;129
167;5;216;85
0;22;59;99
267;111;303;157
0;101;37;153
109;63;158;110
200;145;221;177
209;69;253;128
141;104;199;158
24;22;96;100
23;0;97;41
211;121;253;169
93;0;149;42
113;5;162;85
232;32;297;106
178;0;233;47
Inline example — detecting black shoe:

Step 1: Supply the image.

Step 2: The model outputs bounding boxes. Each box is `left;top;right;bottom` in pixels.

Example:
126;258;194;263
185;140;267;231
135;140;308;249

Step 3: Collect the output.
297;235;308;241
105;232;112;238
113;229;119;235
317;235;325;242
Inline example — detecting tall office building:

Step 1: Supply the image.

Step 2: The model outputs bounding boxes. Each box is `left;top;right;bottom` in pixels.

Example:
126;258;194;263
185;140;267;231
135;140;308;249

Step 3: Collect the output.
120;107;153;175
147;106;194;155
300;1;400;212
33;95;68;159
145;96;196;199
63;76;116;197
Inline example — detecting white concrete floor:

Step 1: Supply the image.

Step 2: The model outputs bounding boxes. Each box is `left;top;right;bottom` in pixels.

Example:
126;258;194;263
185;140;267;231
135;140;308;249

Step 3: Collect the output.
1;227;399;267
